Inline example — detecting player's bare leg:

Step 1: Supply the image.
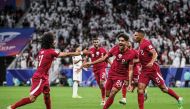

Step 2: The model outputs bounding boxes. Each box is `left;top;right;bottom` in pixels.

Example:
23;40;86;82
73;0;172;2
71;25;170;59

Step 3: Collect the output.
99;80;106;105
137;83;146;109
7;95;36;109
44;93;51;109
158;84;183;109
103;87;120;109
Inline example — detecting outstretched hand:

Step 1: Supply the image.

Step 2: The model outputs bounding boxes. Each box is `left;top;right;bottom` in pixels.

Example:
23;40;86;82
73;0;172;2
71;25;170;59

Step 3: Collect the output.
83;62;91;68
82;49;90;55
76;68;82;73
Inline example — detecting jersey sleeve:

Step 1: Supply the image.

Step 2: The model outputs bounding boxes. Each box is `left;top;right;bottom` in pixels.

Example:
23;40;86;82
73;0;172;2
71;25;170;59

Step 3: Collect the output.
51;49;60;58
144;41;155;52
107;46;116;57
129;51;136;65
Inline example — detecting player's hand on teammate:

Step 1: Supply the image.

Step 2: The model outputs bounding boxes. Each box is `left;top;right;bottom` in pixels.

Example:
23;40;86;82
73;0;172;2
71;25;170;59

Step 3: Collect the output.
76;68;82;73
82;49;90;55
146;62;153;67
82;62;91;68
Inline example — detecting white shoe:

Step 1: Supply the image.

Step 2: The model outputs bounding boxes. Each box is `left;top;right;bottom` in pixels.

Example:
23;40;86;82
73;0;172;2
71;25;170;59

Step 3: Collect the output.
100;101;105;105
119;98;126;105
7;106;12;109
72;95;82;98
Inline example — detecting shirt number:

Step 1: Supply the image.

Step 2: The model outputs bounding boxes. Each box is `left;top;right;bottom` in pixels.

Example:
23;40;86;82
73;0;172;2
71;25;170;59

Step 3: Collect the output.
38;55;44;66
140;50;144;55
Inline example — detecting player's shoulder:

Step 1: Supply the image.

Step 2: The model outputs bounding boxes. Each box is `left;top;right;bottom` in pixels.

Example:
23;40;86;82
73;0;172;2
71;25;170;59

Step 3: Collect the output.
44;49;60;55
141;38;152;47
144;39;152;44
89;47;95;51
113;45;119;50
109;45;119;52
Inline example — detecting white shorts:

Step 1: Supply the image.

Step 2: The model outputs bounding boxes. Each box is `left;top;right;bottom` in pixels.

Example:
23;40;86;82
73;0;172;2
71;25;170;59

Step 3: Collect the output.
73;68;82;82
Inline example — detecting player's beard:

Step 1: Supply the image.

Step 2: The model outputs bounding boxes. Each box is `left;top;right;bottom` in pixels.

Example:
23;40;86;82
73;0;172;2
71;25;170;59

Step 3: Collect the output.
119;44;125;52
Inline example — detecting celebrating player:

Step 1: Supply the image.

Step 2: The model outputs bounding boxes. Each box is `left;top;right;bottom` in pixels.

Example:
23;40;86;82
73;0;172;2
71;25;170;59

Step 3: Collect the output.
82;33;136;109
133;30;183;109
7;32;88;109
119;42;145;105
78;37;109;105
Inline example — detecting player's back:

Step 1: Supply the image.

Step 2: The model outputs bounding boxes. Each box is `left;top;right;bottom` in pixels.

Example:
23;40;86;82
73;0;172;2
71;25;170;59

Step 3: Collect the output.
33;48;59;79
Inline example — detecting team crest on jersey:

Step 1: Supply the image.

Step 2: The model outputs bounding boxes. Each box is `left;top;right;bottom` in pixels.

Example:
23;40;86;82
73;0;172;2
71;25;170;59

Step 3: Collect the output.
96;52;100;56
118;54;122;58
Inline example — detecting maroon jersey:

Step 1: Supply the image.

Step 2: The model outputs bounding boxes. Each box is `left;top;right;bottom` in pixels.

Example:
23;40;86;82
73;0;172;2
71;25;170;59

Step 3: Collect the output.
89;47;107;71
107;45;136;80
138;38;158;71
33;49;59;80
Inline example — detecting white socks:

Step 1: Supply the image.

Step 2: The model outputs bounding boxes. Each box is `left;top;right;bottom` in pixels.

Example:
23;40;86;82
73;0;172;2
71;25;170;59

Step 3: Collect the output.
73;81;78;96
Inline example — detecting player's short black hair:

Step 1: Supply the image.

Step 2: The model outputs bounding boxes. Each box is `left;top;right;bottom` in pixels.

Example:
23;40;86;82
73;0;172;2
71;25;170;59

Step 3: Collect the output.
116;32;129;41
92;36;99;40
41;32;55;49
136;29;145;36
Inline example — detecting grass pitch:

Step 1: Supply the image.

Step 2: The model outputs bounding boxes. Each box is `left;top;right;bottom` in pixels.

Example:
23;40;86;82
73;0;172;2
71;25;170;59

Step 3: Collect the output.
0;87;189;109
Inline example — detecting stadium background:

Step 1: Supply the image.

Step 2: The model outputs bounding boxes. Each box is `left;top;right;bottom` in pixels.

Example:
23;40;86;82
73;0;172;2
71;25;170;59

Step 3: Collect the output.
0;0;190;109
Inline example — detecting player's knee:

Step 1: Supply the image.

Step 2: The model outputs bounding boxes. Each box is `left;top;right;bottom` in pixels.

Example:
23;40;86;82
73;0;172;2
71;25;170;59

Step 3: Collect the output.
138;86;145;94
106;91;110;97
99;83;104;89
106;93;109;97
161;88;168;93
44;93;50;99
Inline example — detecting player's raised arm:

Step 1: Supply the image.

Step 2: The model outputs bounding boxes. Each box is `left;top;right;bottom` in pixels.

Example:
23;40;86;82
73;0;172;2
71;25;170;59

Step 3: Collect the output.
83;54;109;68
58;49;90;57
146;49;158;67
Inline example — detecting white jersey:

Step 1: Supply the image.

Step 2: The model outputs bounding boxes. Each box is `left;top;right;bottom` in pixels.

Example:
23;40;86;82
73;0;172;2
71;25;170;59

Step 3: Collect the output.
72;55;83;81
72;55;82;69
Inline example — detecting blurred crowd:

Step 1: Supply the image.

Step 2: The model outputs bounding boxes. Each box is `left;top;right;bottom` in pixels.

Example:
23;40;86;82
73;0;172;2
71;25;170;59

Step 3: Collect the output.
0;6;24;27
1;0;190;68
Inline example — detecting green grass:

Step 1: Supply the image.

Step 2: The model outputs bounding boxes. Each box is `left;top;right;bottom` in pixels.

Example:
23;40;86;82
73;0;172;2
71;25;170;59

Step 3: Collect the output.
0;87;189;109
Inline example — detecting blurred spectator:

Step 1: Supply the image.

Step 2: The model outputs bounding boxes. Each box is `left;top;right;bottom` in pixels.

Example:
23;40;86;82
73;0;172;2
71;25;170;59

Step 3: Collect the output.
2;0;190;67
184;70;190;87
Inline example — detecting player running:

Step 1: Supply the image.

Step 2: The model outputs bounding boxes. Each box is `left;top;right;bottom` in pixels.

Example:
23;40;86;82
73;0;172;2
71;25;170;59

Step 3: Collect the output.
119;42;147;105
78;37;109;105
133;30;183;109
7;32;89;109
82;33;136;109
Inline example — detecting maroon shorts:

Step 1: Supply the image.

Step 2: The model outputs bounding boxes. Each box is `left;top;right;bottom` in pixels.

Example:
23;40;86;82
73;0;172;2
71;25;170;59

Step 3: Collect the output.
105;78;125;91
30;78;50;97
94;69;106;85
138;65;165;86
132;75;139;84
